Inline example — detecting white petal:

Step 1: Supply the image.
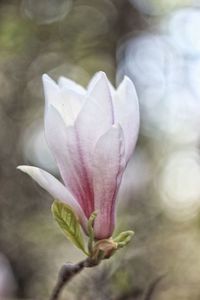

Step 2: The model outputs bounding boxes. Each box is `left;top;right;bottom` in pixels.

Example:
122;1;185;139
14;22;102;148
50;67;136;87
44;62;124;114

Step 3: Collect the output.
113;76;140;161
87;72;114;118
58;76;86;95
87;71;102;92
92;125;126;239
43;74;84;127
88;71;116;97
108;81;116;97
75;72;114;177
58;88;85;126
17;165;87;228
42;74;60;108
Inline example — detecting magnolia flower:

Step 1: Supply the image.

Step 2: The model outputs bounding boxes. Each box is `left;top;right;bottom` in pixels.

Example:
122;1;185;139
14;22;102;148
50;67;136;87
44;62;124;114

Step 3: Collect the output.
18;71;139;239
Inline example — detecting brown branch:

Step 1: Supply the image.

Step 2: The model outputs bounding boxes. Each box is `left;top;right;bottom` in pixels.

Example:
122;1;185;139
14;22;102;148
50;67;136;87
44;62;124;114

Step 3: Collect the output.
49;257;99;300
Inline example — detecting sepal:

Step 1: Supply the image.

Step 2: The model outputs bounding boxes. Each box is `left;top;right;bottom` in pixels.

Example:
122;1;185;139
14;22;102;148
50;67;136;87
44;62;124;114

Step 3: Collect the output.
114;230;134;248
52;200;88;255
52;206;134;261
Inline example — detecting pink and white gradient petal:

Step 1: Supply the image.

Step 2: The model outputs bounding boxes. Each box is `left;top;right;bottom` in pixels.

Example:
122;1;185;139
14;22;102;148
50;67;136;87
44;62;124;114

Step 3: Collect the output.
44;105;90;215
114;76;140;161
92;124;125;239
17;165;88;230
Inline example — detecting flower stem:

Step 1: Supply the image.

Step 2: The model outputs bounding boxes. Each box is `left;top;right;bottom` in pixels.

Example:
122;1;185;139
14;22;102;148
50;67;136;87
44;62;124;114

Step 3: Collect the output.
49;257;100;300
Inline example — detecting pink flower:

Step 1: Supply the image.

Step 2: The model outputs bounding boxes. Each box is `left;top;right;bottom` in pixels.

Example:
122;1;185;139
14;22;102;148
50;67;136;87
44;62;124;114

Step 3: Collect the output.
18;72;139;239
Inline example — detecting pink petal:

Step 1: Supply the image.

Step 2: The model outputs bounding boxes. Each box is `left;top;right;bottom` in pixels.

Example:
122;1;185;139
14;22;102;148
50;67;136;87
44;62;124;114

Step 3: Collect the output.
74;72;115;215
92;125;125;239
17;165;88;230
44;105;92;217
113;76;140;161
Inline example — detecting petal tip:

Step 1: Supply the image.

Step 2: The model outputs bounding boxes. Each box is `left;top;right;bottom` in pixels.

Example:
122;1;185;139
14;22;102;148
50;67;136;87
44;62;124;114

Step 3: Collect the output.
118;75;139;103
17;165;37;176
42;74;57;87
99;71;108;81
92;71;108;83
122;75;133;86
17;165;32;173
42;73;51;82
17;165;25;171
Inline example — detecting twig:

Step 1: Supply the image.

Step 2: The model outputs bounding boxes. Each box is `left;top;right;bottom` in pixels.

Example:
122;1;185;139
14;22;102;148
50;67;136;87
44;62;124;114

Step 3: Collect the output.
49;257;99;300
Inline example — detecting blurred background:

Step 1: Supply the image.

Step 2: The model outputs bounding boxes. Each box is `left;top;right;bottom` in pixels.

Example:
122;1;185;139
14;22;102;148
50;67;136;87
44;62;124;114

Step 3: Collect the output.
1;0;200;299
